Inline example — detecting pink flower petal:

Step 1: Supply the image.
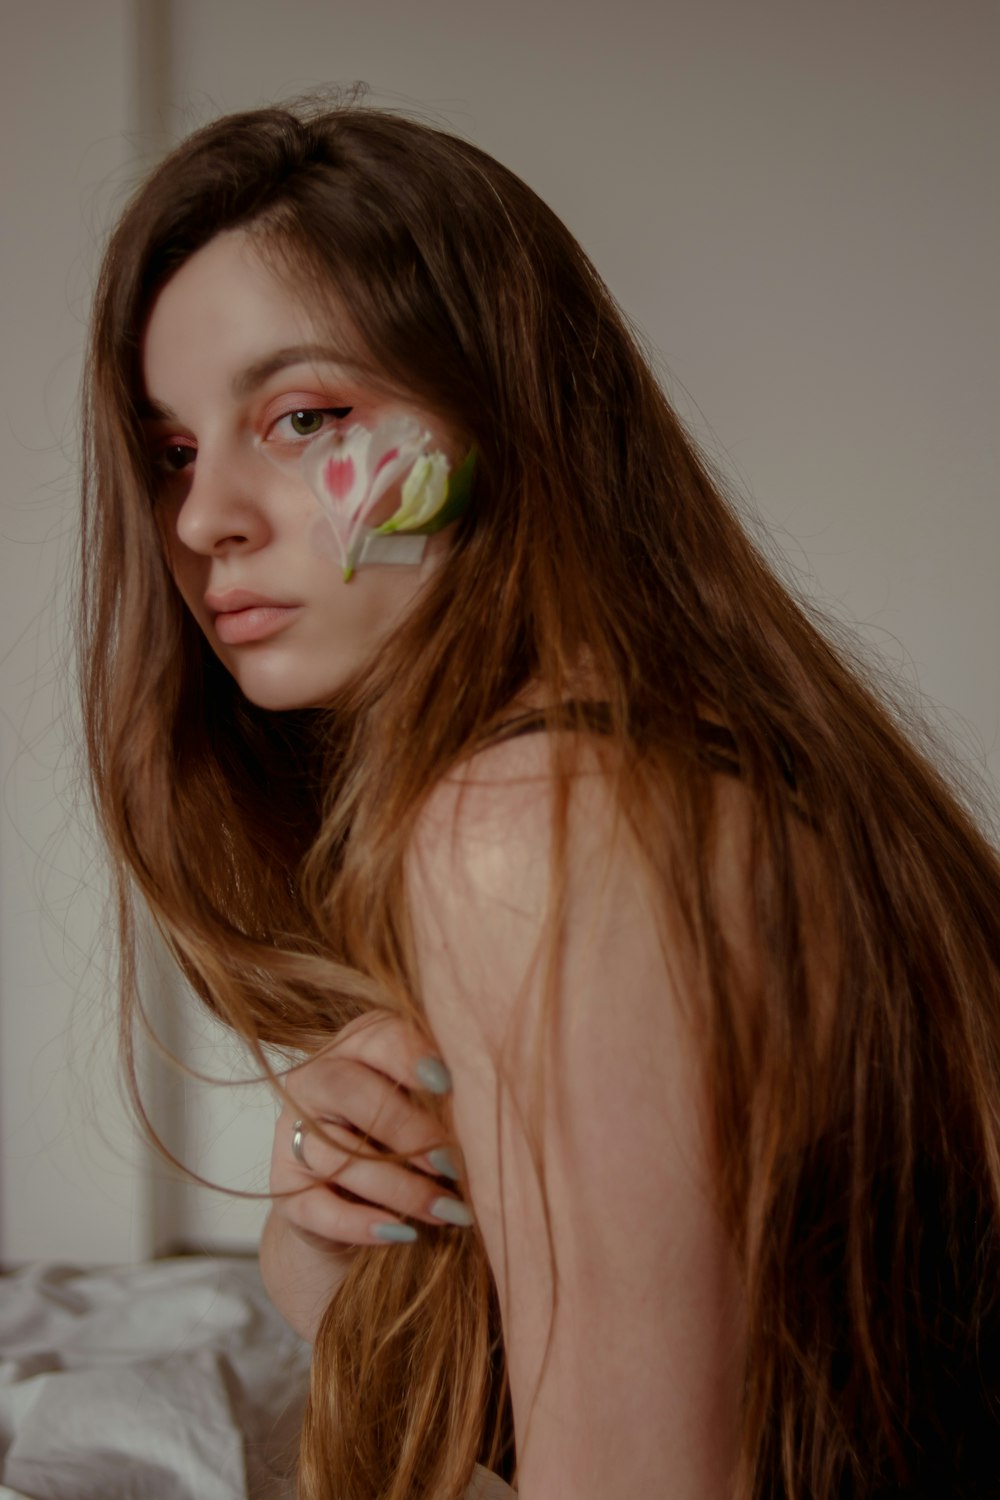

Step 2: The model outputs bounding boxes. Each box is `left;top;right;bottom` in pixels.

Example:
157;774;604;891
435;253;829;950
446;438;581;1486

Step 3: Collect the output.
373;446;400;479
322;454;356;503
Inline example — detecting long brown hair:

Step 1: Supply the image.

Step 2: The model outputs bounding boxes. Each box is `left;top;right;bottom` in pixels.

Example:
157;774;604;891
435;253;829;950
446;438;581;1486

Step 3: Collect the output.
80;94;1000;1497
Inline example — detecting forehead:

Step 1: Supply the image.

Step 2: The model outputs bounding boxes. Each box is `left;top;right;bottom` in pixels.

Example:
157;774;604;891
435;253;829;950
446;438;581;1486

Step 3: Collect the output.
139;231;364;408
146;231;314;349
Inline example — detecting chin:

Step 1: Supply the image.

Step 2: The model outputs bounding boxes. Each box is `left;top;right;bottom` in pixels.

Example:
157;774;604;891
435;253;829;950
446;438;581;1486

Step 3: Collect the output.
211;629;379;712
228;662;349;712
240;682;341;712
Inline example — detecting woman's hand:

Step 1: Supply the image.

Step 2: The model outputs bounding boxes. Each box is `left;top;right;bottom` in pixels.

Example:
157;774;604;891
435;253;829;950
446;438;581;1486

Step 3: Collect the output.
270;1009;470;1244
260;1010;471;1341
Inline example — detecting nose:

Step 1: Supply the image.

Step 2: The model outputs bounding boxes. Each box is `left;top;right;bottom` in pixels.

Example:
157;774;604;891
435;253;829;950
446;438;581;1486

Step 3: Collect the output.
172;449;273;556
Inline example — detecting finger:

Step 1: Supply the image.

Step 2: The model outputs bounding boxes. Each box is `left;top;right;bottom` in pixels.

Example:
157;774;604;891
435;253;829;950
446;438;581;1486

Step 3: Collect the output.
281;1176;473;1247
280;1058;447;1161
280;1183;420;1247
301;1011;451;1095
271;1117;472;1228
415;1143;465;1181
276;1113;458;1206
314;1149;472;1228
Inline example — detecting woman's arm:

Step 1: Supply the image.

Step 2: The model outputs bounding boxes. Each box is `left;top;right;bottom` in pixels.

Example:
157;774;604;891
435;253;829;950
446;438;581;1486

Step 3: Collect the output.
405;736;748;1500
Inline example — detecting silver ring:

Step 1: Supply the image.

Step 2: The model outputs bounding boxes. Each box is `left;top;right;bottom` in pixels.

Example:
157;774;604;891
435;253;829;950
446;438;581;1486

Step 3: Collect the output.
291;1119;310;1169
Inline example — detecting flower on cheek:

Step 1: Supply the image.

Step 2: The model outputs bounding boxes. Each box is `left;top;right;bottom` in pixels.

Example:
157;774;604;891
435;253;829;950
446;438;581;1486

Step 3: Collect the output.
302;414;426;580
303;414;476;580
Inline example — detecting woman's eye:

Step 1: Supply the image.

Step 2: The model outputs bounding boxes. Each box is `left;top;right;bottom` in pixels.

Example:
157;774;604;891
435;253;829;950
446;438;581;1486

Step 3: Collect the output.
275;406;354;440
153;442;196;474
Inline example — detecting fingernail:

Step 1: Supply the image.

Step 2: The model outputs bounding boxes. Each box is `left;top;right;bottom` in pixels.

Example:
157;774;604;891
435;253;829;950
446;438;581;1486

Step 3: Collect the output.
415;1056;452;1094
427;1146;461;1180
373;1222;419;1243
430;1196;474;1227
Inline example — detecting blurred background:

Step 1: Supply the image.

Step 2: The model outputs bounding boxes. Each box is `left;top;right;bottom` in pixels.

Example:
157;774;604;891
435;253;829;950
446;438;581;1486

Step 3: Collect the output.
1;0;996;1265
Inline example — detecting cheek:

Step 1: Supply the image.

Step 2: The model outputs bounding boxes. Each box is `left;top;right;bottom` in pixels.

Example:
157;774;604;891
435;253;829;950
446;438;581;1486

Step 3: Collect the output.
152;497;181;567
159;529;206;617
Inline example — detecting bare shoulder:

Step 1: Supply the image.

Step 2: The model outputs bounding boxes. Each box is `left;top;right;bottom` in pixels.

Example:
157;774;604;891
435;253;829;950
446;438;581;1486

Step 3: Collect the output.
409;728;640;907
406;731;638;1041
408;729;771;1035
411;727;616;855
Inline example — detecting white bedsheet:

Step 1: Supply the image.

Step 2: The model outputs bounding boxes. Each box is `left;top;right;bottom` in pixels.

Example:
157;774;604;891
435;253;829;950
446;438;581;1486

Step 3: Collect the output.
0;1257;513;1499
0;1257;308;1499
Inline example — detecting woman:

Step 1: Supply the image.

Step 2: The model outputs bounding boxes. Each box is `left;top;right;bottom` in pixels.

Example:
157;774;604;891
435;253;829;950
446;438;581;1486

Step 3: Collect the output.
80;98;1000;1498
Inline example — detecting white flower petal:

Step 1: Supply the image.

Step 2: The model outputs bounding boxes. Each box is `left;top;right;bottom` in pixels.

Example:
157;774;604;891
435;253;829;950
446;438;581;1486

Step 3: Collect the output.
302;415;431;572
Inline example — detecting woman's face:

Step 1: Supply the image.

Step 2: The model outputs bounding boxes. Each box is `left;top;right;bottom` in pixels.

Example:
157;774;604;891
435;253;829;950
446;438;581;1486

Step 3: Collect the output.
140;229;460;710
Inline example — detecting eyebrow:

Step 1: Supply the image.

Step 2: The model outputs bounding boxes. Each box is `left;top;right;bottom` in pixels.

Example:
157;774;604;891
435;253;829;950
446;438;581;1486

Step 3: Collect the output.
139;343;363;422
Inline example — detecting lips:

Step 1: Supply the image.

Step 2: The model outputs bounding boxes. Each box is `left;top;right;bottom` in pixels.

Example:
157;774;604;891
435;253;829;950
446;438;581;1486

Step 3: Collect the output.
205;589;301;646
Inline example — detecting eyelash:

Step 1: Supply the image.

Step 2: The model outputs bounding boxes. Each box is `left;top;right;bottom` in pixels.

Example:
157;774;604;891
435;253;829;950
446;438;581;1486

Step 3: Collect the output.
149;405;356;481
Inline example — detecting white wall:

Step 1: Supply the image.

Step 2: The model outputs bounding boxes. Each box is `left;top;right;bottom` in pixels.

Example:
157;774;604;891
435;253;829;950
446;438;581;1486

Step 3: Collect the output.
2;0;996;1264
2;0;153;1264
0;0;277;1265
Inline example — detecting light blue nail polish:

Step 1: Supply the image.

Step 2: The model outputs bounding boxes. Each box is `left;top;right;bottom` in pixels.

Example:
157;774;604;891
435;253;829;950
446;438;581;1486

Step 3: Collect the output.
427;1146;461;1180
430;1196;474;1227
373;1222;418;1243
415;1056;452;1094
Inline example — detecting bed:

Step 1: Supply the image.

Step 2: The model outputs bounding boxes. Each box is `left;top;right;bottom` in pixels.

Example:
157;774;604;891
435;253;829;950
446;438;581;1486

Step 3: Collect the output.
0;1256;513;1499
